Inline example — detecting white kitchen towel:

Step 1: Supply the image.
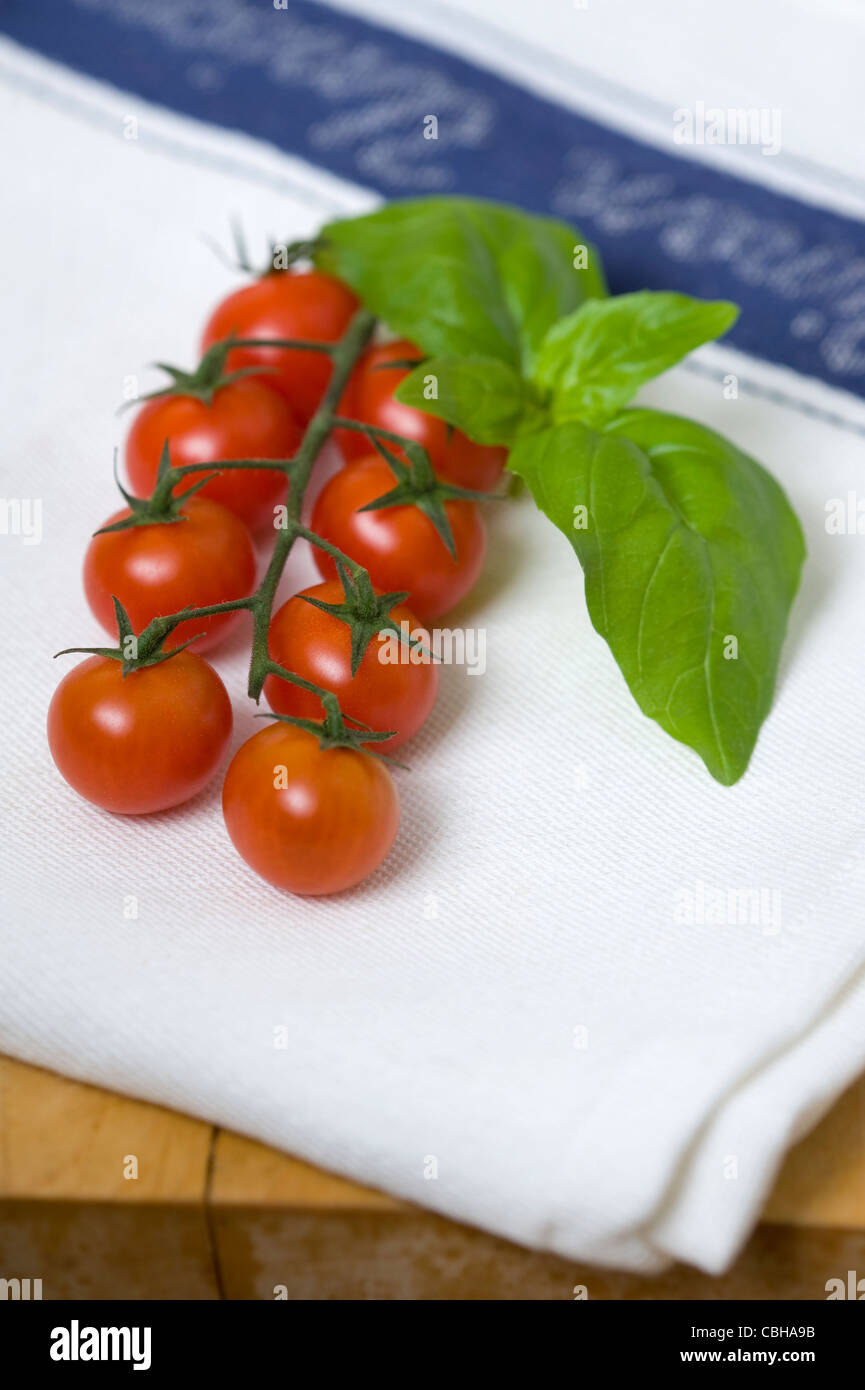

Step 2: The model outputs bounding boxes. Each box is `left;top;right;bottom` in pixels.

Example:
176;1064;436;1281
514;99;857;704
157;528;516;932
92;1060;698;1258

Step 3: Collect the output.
1;4;864;1278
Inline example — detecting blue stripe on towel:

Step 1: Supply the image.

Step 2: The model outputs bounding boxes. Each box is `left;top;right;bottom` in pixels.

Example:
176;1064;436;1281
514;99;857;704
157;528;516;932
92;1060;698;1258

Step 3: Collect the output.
3;0;865;399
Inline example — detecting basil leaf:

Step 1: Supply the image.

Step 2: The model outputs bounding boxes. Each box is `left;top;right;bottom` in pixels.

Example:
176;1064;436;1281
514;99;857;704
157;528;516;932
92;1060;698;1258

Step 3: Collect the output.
508;409;805;784
394;356;533;446
533;292;739;427
316;196;605;373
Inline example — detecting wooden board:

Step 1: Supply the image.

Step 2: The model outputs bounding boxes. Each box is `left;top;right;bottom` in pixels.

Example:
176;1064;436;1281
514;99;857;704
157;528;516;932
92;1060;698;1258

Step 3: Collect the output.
1;1054;863;1299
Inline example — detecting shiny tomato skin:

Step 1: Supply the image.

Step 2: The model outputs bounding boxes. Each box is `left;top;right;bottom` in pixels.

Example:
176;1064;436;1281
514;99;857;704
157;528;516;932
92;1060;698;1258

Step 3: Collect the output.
310;456;486;623
263;580;438;750
47;653;233;815
125;376;299;532
201;270;359;424
222;723;399;896
83;496;256;653
336;338;507;491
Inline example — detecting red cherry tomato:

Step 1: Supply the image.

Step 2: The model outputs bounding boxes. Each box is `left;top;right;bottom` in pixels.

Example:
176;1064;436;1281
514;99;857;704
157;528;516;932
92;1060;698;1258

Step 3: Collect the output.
125;376;300;532
310;456;486;622
47;653;233;815
83;495;256;653
336;338;507;491
222;723;399;895
264;580;438;750
201;270;359;424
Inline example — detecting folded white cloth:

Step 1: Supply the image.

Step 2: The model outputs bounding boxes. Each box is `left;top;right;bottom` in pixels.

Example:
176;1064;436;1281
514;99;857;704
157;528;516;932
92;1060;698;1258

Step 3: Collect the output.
1;29;864;1276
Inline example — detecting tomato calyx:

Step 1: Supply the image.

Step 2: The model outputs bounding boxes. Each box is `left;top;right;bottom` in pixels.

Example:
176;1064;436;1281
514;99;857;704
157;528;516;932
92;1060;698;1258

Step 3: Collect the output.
55;597;211;677
289;544;430;676
121;339;274;411
261;237;324;277
334;428;501;558
125;330;336;413
261;669;405;766
93;442;221;535
203;219;321;279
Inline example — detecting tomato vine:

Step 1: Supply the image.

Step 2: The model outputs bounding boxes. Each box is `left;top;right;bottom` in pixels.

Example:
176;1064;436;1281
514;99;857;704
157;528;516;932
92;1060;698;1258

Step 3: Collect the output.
90;305;468;756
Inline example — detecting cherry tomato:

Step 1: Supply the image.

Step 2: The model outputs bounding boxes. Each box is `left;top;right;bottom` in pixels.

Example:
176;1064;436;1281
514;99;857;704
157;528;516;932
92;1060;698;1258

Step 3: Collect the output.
201;270;359;424
47;653;233;815
83;495;256;653
222;723;399;895
264;580;438;750
125;376;300;532
336;338;507;491
310;455;486;622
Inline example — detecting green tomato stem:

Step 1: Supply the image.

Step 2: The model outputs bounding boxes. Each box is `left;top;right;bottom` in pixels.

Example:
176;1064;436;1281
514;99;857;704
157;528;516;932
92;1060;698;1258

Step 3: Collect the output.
225;336;337;355
135;308;377;707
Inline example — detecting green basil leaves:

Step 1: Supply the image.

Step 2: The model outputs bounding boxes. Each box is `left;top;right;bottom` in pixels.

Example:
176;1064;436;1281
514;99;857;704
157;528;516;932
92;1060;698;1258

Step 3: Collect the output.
395;356;532;446
317;196;605;371
316;196;805;784
532;291;739;427
508;412;805;784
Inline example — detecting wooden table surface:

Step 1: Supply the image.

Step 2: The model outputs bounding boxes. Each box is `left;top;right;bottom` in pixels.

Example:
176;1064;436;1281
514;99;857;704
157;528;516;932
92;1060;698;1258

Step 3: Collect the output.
1;1054;863;1299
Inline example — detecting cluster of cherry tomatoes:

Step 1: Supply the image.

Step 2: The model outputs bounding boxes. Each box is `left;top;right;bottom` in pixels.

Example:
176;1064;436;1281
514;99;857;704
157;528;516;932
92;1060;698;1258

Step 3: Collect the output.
48;265;505;895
